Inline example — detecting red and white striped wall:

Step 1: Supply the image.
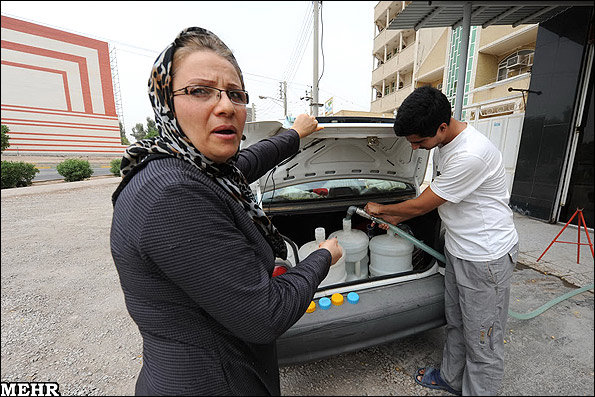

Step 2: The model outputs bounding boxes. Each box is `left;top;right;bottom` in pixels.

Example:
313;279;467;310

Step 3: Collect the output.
1;15;127;155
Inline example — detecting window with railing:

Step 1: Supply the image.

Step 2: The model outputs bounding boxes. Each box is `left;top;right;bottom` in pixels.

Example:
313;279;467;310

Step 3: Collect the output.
497;50;534;81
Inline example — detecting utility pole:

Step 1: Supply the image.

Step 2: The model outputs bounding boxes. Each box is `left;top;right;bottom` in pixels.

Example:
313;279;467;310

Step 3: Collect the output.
312;0;320;116
279;81;288;118
283;81;287;119
258;81;287;119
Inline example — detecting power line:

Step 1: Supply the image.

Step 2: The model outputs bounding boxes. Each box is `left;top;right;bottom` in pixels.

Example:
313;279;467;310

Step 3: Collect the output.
284;21;314;85
283;4;314;83
282;2;313;82
2;12;161;57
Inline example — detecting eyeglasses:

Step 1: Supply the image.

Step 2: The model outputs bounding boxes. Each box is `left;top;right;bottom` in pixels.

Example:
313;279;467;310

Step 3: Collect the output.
172;84;249;105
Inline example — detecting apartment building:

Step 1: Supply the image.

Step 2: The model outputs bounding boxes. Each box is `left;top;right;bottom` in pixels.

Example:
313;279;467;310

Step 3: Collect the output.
371;1;537;121
370;1;594;228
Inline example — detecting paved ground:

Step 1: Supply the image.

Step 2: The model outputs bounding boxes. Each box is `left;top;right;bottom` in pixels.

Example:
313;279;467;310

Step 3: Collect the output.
1;176;593;396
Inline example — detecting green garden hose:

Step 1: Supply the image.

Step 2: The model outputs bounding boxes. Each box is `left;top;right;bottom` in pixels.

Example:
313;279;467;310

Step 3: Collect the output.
508;283;594;320
345;206;594;320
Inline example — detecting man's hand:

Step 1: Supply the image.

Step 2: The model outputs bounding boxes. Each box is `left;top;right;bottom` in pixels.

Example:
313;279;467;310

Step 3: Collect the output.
374;215;404;231
365;202;405;230
291;114;324;138
364;202;384;217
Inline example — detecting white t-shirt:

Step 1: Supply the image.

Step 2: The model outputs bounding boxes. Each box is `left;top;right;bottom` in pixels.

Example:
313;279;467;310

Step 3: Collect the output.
430;124;518;261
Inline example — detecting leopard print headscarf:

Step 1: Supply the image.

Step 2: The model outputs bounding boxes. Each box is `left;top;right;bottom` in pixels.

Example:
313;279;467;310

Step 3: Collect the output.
112;27;287;260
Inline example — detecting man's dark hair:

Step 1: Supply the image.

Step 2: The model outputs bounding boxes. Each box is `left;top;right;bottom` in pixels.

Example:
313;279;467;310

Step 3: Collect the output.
393;86;451;138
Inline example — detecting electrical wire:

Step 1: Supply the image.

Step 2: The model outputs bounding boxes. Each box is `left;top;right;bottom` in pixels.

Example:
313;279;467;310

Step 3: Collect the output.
282;2;314;83
284;13;314;84
282;1;311;79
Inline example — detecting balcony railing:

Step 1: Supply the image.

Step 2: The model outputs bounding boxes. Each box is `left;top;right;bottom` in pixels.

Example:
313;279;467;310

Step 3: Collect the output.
371;84;414;113
372;45;415;86
373;28;400;55
374;1;391;22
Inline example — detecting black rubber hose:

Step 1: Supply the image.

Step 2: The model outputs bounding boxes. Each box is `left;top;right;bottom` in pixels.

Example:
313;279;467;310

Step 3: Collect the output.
281;234;300;265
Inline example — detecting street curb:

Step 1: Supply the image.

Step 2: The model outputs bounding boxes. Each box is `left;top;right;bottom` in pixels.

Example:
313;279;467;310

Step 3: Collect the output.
1;176;121;198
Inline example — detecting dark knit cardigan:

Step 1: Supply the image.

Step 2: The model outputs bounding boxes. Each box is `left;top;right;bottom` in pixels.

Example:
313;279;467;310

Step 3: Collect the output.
110;129;331;396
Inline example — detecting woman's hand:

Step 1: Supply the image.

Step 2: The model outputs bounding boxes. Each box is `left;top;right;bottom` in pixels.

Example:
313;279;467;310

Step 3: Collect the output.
318;237;343;266
291;114;324;138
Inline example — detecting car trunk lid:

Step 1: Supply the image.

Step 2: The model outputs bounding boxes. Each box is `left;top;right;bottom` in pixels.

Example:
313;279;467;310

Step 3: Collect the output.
242;120;430;192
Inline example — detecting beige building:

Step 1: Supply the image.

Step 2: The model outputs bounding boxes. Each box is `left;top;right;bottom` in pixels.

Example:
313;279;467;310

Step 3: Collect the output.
371;1;537;121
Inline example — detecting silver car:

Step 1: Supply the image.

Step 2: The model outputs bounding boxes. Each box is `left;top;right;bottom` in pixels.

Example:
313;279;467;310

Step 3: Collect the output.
243;116;446;365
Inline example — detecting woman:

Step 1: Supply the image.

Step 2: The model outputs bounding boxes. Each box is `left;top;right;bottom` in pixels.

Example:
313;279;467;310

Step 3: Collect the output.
110;27;342;396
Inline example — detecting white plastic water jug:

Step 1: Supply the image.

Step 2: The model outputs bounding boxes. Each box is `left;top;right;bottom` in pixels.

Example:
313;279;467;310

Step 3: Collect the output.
285;240;297;267
276;241;297;267
329;218;369;281
298;227;347;287
369;230;414;276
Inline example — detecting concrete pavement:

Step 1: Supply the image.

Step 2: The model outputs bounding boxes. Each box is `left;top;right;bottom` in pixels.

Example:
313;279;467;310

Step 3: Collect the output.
2;175;593;290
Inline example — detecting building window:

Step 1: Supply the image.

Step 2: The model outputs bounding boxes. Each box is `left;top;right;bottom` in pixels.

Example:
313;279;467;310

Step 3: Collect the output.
497;49;534;81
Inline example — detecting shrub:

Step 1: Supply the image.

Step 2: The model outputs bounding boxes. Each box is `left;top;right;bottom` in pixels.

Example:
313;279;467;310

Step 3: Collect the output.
56;158;94;182
1;161;39;189
1;125;10;152
110;158;122;176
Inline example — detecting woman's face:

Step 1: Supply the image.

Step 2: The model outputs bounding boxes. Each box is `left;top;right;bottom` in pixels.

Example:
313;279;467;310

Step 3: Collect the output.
172;50;247;163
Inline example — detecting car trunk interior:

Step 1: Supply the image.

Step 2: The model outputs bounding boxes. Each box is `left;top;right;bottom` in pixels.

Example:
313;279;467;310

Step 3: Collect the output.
269;203;443;289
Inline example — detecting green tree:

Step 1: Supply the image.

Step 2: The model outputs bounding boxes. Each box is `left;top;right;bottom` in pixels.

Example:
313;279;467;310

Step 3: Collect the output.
119;121;130;145
145;117;159;139
131;123;147;141
1;124;10;152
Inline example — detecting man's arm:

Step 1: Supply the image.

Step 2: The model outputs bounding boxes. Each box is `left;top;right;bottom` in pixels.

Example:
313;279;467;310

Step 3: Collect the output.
365;187;446;226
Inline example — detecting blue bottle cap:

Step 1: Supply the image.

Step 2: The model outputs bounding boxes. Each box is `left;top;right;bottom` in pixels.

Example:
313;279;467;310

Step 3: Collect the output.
319;297;331;310
347;292;360;304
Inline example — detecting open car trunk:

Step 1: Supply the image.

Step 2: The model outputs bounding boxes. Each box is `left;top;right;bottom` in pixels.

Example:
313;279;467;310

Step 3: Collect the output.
272;200;446;366
269;201;444;293
244;118;447;364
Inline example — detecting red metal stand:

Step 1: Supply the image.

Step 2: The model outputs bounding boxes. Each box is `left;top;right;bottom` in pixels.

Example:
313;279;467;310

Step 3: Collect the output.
537;208;594;264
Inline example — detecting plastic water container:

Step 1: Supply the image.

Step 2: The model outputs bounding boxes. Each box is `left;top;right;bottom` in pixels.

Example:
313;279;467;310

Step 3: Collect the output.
285;240;297;267
275;241;297;268
298;227;347;287
329;218;370;281
369;230;414;276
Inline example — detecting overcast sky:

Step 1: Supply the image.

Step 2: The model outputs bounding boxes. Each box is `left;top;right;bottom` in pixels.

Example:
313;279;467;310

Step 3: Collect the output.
2;1;377;139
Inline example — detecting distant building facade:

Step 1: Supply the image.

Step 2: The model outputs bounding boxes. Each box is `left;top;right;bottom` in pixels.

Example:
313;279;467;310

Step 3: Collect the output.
371;1;594;227
1;15;126;155
371;1;536;120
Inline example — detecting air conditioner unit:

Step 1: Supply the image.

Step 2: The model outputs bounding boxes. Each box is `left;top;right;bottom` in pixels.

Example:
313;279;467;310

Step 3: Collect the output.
507;54;530;68
506;55;520;67
517;54;531;66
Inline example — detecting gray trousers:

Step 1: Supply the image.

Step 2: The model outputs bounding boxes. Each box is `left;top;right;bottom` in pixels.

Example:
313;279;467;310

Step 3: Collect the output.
440;243;518;396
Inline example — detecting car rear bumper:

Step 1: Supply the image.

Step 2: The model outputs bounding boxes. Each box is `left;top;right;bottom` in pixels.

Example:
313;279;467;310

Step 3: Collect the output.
277;273;446;366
